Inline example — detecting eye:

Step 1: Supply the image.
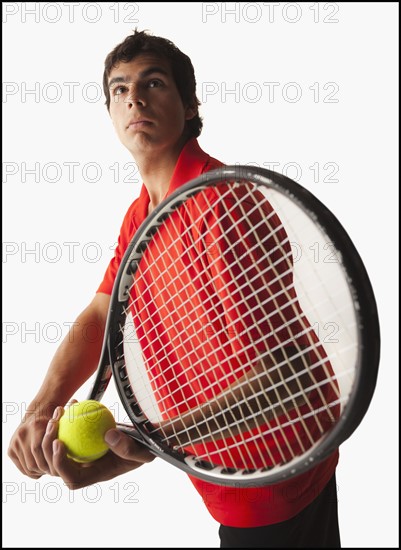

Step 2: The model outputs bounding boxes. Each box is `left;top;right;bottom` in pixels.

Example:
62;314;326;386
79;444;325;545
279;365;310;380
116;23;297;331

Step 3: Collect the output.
148;79;163;88
112;85;128;96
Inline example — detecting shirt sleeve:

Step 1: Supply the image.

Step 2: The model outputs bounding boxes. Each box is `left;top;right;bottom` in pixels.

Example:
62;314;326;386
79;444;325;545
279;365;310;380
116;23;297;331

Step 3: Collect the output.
96;152;222;296
96;200;139;295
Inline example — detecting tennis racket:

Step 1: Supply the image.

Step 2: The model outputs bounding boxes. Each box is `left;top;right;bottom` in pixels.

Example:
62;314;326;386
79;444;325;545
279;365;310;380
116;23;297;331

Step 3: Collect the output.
88;165;380;487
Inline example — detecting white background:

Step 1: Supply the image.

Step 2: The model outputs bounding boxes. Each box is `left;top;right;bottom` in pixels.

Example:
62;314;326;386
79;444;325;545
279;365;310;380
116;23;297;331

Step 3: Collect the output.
2;2;399;547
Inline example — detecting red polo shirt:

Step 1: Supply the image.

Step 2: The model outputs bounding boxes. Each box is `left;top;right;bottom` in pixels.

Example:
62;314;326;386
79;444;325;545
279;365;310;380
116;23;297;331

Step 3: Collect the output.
97;137;339;527
97;139;222;295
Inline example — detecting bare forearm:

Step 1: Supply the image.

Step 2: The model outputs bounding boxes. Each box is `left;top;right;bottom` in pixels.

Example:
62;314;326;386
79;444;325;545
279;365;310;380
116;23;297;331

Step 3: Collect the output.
8;294;111;479
25;294;110;419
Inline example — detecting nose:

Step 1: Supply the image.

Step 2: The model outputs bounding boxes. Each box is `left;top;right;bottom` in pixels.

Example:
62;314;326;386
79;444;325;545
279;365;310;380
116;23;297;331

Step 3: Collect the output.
126;85;145;108
127;97;145;108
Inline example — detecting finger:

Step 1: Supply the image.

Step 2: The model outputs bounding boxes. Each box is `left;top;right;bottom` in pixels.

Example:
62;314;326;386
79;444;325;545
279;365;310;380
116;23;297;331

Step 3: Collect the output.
9;432;45;478
17;450;43;478
51;439;120;490
8;446;43;479
52;439;150;490
28;438;51;476
24;405;65;476
51;439;87;489
49;431;153;490
31;416;60;475
42;406;63;476
42;420;60;476
104;429;155;463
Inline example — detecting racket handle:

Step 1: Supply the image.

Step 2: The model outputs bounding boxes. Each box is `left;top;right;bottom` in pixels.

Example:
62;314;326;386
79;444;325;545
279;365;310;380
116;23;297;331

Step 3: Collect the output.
115;423;163;456
115;422;143;439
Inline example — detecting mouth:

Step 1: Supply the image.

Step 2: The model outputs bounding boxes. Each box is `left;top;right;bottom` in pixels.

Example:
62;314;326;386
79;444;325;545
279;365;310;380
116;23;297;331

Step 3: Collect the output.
126;120;153;130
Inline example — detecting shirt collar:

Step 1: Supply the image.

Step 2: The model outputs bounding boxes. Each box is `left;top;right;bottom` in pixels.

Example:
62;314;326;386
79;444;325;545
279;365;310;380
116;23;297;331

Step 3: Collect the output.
138;137;212;207
166;137;212;196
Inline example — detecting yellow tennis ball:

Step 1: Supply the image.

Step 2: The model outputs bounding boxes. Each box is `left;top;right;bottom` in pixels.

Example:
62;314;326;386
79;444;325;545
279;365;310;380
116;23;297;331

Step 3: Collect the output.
58;400;116;463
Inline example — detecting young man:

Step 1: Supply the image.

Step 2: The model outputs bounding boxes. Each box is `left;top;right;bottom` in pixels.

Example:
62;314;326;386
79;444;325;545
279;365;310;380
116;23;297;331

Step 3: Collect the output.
8;30;340;548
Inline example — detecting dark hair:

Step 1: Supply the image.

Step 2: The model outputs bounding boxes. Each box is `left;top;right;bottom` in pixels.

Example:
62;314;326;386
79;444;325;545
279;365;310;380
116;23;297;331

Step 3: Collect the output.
103;30;203;138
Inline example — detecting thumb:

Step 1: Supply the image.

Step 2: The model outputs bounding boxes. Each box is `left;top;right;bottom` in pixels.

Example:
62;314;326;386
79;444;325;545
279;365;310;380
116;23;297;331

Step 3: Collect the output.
65;398;79;408
104;429;122;447
104;429;155;463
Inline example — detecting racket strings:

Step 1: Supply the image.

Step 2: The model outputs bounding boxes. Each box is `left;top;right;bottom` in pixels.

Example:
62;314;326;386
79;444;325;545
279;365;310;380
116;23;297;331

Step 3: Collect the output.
182;396;346;462
162;388;344;453
148;344;347;455
124;202;296;392
128;184;283;467
151;340;347;423
126;201;339;393
126;184;264;466
190;190;312;457
122;181;352;470
126;188;338;442
174;200;287;468
124;183;239;392
122;311;351;438
126;184;290;347
124;199;299;391
122;186;290;397
143;198;332;410
216;190;327;448
121;185;290;466
124;248;297;391
270;202;356;406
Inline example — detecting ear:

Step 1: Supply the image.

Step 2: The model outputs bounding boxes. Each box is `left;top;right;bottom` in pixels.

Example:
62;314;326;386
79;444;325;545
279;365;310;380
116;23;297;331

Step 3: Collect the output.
185;99;198;121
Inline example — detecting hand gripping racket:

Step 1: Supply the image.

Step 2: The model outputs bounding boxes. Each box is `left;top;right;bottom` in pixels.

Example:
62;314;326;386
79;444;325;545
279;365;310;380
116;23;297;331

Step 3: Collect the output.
88;165;380;487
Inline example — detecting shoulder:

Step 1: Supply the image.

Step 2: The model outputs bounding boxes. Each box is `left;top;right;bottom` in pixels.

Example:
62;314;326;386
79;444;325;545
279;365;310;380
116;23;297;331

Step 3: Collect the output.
117;194;143;239
199;141;225;174
121;196;140;224
202;154;224;174
183;137;224;176
120;183;150;233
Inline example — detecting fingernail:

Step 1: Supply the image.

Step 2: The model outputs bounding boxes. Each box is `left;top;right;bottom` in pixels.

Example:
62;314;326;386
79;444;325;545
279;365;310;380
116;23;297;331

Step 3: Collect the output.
46;420;54;435
104;429;120;446
52;407;60;420
53;439;60;454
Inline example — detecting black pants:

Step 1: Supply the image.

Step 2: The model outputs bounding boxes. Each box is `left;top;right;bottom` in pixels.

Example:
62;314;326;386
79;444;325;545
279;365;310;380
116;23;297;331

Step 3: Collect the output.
219;474;340;548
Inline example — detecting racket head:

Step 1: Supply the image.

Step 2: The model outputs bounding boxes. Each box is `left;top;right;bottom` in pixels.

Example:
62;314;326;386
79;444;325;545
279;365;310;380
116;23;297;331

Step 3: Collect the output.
106;165;380;486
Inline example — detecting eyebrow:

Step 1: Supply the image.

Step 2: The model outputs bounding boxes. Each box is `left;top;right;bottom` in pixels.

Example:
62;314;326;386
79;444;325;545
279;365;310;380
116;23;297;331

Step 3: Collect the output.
108;66;170;89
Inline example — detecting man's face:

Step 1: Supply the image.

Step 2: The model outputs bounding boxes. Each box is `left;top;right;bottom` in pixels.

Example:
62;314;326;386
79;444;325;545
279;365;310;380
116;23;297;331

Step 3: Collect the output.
108;54;196;156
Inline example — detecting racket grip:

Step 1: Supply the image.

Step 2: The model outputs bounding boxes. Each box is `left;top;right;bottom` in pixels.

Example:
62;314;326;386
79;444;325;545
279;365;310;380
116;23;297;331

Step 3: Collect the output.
115;423;162;455
116;422;144;442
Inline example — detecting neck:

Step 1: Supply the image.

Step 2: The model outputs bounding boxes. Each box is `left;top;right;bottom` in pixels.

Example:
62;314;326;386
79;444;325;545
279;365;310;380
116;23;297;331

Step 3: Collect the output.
135;136;189;214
